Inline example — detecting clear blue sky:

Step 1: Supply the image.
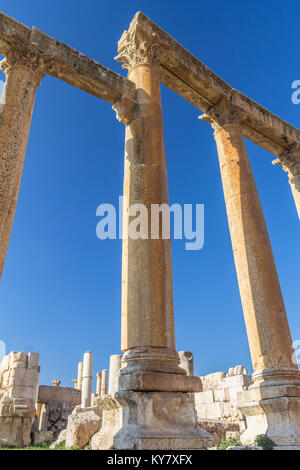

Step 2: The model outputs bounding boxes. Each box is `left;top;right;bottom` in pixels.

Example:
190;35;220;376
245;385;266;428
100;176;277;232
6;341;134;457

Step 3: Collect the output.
0;0;299;389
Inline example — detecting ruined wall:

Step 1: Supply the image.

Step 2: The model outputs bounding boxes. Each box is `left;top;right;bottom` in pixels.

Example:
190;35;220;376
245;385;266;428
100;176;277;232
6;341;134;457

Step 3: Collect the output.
36;385;81;438
195;366;252;445
0;351;40;447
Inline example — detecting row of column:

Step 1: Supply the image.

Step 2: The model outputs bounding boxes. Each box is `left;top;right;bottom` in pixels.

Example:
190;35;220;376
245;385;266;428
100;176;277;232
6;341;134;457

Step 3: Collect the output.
0;32;299;395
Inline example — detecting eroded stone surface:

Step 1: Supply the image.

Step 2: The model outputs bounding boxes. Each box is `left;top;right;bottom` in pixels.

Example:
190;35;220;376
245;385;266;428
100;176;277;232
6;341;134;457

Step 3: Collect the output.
66;410;101;449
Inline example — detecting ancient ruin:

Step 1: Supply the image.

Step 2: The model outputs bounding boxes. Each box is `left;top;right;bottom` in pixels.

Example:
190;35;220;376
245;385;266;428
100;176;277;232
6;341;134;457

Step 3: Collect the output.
0;10;299;449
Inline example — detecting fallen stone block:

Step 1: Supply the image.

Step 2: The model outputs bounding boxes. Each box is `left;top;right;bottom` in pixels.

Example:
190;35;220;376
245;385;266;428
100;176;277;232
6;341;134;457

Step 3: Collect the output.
66;410;101;449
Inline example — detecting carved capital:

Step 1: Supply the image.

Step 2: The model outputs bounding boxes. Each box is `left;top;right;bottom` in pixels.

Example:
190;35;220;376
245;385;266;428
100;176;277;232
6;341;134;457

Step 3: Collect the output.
112;94;136;125
115;21;167;71
0;41;53;83
199;97;241;132
273;145;300;178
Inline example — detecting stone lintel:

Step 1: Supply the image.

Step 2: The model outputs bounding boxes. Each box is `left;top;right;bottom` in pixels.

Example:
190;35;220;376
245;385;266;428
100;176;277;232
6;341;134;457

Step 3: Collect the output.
37;385;81;405
0;11;135;105
127;11;300;158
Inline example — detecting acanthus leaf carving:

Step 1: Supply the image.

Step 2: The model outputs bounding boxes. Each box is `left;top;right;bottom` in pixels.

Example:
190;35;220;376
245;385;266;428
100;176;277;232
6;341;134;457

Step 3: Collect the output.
115;22;168;70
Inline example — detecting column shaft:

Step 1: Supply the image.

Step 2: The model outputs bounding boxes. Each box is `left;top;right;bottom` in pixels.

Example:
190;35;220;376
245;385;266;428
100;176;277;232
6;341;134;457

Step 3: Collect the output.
108;354;122;396
100;369;107;396
81;351;93;408
121;63;175;352
96;372;102;396
0;54;44;279
113;23;201;392
201;98;296;373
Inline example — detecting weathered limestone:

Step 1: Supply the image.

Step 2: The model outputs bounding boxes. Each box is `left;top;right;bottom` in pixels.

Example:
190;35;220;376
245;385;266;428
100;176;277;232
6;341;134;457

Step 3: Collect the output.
200;97;297;373
100;369;108;396
0;44;48;279
72;379;78;389
178;351;194;376
96;373;102;397
90;14;213;451
195;366;250;445
66;410;101;449
127;12;300;158
52;379;61;387
0;351;40;447
0;12;136;105
273;147;300;219
113;13;200;395
77;361;83;391
90;392;213;450
108;355;122;396
200;97;300;448
36;385;80;438
81;352;93;408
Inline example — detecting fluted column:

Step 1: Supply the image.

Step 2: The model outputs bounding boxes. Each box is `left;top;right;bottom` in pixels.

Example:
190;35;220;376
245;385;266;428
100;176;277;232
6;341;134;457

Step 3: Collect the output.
0;44;48;279
273;147;300;219
200;97;298;381
113;21;201;392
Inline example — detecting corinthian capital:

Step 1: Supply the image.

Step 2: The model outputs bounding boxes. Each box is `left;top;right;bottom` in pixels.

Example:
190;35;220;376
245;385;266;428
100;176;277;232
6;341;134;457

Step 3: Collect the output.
0;40;52;82
273;144;300;178
115;20;167;71
199;97;241;132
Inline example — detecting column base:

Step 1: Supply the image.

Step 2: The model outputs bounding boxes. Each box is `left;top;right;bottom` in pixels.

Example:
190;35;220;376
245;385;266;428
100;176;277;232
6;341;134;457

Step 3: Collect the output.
237;368;300;448
119;347;202;392
90;391;213;450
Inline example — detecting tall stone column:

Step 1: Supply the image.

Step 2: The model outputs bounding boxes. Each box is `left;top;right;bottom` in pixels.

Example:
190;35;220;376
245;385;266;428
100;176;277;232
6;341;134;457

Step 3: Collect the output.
108;354;122;396
113;16;200;393
0;45;48;279
96;372;102;396
90;14;213;450
200;97;300;448
77;361;83;391
273;147;300;219
100;369;108;396
81;351;93;408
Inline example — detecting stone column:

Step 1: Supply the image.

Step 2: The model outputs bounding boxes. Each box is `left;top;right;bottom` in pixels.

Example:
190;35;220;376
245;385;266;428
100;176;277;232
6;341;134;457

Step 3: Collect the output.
96;372;102;396
273;147;300;219
200;97;300;448
108;354;122;396
113;17;200;393
0;45;48;279
72;379;78;389
77;361;83;391
81;351;93;408
100;369;108;396
90;14;212;449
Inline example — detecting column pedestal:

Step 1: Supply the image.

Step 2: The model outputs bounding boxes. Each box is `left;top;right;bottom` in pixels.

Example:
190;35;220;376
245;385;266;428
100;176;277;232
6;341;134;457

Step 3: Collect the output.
237;368;300;448
119;347;201;392
90;391;213;450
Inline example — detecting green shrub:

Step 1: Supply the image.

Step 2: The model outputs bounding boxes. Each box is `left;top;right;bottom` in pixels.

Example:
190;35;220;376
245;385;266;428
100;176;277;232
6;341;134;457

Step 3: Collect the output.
35;440;52;448
217;437;243;450
254;434;275;450
54;440;66;450
69;445;79;450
